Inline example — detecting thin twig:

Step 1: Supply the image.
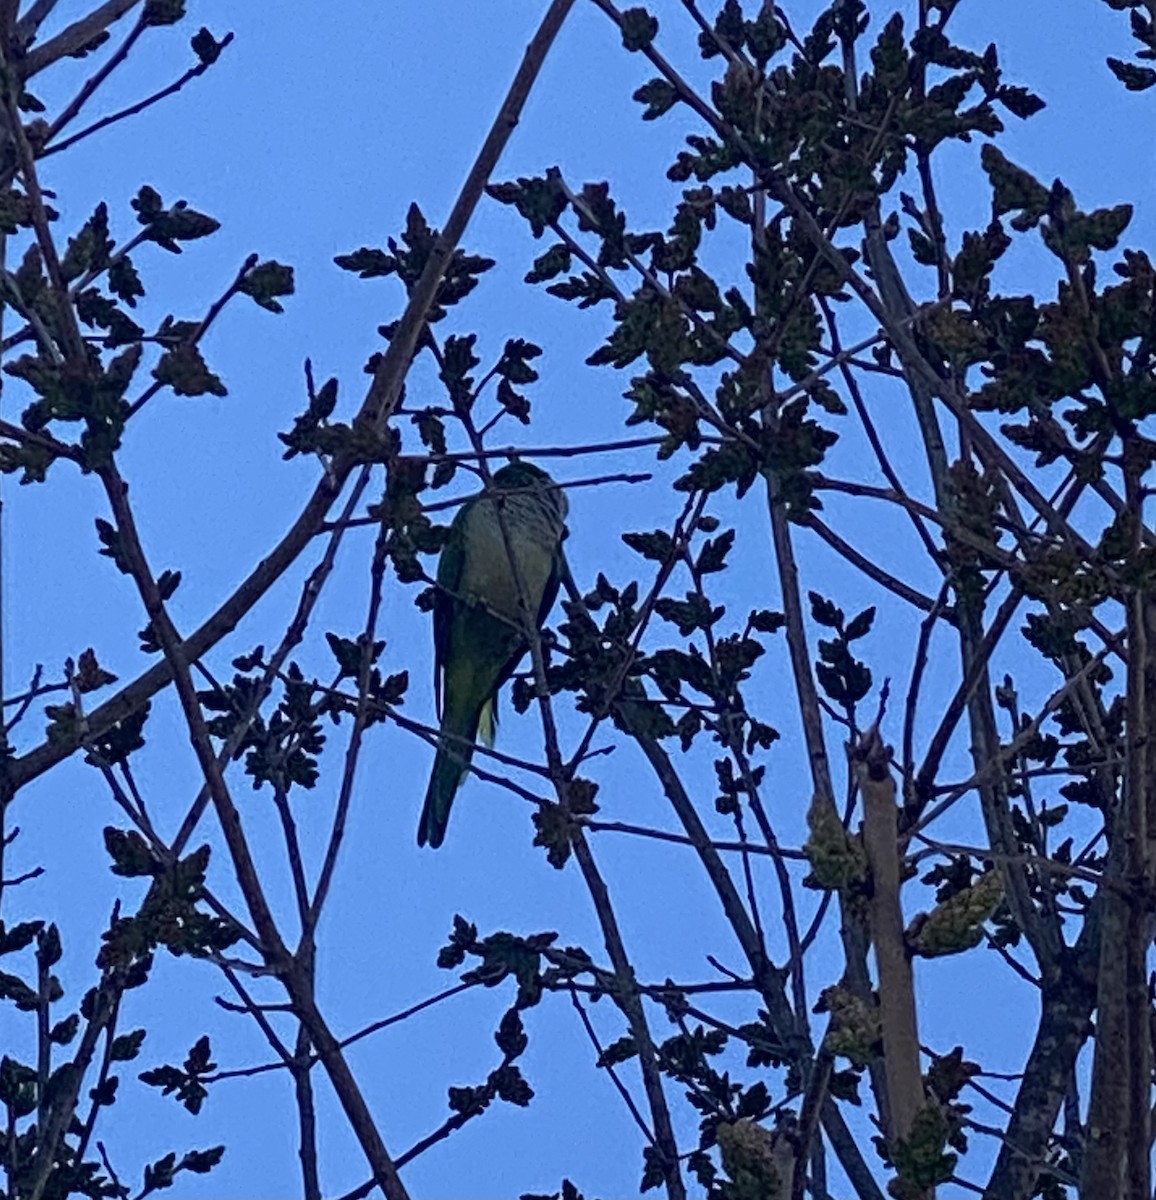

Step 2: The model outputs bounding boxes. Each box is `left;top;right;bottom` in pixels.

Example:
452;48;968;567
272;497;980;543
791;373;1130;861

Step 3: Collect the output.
41;11;148;146
306;508;390;931
804;514;941;614
44;32;236;158
582;816;807;858
568;983;657;1145
21;0;140;77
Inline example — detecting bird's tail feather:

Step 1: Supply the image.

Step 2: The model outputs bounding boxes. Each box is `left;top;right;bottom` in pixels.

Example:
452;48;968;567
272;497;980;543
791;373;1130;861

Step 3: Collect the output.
417;752;466;849
477;696;496;747
418;708;481;849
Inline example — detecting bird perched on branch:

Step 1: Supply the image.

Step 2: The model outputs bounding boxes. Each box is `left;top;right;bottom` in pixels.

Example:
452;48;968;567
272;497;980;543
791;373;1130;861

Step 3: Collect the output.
418;460;568;848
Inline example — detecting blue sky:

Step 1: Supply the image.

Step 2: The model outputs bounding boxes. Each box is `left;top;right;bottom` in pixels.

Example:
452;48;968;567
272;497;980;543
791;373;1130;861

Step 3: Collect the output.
3;1;1152;1197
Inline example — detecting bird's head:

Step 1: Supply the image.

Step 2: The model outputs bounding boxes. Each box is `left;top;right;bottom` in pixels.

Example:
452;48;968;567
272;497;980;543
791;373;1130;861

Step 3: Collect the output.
490;459;567;520
491;460;552;489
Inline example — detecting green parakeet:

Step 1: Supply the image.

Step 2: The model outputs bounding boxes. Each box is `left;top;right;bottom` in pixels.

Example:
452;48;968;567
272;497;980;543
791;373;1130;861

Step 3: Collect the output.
418;460;568;848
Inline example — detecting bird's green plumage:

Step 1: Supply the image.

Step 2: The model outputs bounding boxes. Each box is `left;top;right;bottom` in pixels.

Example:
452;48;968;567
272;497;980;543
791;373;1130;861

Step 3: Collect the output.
418;461;567;847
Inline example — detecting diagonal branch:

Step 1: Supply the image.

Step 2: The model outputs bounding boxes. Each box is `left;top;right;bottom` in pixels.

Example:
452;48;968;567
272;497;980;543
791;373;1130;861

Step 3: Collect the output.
6;0;577;798
21;0;140;77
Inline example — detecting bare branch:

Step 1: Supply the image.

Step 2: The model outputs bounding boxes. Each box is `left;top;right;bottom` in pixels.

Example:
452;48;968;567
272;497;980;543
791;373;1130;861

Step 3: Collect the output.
21;0;140;78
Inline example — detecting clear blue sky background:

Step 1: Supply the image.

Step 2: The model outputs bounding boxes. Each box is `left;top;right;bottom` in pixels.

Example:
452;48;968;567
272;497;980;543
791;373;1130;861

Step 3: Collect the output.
3;1;1152;1197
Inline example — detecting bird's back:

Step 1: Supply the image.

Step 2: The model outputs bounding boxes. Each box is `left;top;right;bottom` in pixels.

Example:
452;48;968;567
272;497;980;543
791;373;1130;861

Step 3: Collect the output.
455;483;567;624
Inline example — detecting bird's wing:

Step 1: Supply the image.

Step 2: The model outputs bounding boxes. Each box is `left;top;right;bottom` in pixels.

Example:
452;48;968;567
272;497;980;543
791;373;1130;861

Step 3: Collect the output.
536;542;566;632
489;541;568;707
433;512;468;722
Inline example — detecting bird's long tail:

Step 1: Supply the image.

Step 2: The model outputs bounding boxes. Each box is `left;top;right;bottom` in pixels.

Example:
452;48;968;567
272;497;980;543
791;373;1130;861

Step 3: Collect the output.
418;697;493;848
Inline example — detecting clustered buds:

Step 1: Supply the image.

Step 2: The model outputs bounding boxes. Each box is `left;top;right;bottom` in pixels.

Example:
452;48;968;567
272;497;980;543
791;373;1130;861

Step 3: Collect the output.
716;1117;794;1200
818;983;882;1067
906;870;1004;957
803;793;868;891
